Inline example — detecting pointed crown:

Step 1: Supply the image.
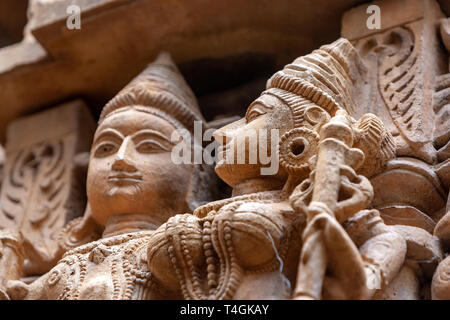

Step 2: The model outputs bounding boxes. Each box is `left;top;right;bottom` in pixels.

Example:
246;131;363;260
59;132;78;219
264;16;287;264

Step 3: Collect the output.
99;52;205;133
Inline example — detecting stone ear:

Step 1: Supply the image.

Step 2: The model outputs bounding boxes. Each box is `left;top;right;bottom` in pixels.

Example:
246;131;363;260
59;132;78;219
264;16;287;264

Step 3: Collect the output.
278;128;320;177
304;105;330;132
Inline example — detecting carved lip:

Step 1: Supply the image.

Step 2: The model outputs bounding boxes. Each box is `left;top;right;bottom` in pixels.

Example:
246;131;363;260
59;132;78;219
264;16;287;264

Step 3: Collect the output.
108;173;143;184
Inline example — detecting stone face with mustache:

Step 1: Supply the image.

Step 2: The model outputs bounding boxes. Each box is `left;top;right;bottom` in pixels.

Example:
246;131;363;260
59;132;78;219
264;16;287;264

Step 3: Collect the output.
87;108;192;228
2;52;215;300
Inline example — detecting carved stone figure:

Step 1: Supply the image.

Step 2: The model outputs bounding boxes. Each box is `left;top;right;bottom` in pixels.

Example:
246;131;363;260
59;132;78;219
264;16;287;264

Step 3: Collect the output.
428;16;450;300
342;0;448;299
146;38;428;300
0;0;448;301
0;52;216;300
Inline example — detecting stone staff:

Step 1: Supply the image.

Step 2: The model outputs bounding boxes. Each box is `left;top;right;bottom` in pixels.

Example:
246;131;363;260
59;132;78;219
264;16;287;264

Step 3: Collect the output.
291;110;373;300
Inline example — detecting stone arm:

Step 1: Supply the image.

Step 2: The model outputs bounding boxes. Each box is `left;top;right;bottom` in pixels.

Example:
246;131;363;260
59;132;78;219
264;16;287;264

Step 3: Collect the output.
4;278;46;300
345;210;443;299
2;265;59;300
0;229;55;300
0;230;24;298
289;112;394;299
0;229;31;300
343;210;407;297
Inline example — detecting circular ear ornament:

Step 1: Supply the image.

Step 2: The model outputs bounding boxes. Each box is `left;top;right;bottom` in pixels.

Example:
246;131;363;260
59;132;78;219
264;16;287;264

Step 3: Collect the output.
279;128;319;176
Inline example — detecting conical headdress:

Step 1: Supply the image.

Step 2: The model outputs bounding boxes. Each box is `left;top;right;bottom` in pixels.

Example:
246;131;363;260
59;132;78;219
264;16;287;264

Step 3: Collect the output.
100;52;205;133
266;38;367;117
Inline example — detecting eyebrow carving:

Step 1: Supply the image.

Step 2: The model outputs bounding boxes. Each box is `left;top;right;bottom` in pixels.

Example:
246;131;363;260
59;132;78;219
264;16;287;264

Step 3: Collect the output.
247;98;274;114
93;128;124;145
246;100;273;121
131;129;174;145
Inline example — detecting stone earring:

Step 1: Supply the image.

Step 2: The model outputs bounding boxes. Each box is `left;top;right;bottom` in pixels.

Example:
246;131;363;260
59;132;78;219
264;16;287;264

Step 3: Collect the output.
278;127;319;177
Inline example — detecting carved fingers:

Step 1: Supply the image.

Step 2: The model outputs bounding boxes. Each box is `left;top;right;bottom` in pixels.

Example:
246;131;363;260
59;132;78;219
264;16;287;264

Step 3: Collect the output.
289;165;374;224
5;280;29;300
432;255;450;300
358;231;407;294
289;172;314;216
0;230;25;286
297;211;370;300
335;166;374;223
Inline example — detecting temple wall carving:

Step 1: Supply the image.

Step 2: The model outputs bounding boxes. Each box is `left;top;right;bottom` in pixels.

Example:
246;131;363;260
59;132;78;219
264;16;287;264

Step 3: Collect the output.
0;101;95;277
0;0;449;300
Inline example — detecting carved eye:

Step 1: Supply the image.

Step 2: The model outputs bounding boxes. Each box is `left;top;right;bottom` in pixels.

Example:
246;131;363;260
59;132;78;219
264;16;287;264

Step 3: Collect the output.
246;107;266;123
136;140;167;154
94;143;117;157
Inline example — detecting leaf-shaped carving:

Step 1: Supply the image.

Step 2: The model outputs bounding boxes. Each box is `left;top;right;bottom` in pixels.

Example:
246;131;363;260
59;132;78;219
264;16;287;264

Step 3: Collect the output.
354;25;438;163
0;135;77;274
377;27;430;144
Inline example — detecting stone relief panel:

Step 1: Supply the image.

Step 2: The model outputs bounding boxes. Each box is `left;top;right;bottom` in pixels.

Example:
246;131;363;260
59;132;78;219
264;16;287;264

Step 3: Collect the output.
0;100;95;276
342;0;450;299
344;0;446;163
435;19;450;161
0;145;5;191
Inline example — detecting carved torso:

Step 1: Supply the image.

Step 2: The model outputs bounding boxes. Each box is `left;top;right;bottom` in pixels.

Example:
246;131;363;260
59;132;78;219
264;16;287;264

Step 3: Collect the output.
31;231;157;300
147;191;305;299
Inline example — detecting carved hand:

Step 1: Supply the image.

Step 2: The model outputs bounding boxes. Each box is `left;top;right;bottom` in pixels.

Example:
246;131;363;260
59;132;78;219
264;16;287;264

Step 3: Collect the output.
0;230;25;297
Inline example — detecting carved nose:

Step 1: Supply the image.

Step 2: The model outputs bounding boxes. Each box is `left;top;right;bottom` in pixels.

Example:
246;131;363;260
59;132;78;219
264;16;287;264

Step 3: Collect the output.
112;137;137;172
212;118;245;146
212;128;227;146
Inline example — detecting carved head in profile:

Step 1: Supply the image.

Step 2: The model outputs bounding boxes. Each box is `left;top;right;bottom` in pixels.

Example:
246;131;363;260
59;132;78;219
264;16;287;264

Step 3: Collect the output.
213;38;394;189
86;52;211;227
